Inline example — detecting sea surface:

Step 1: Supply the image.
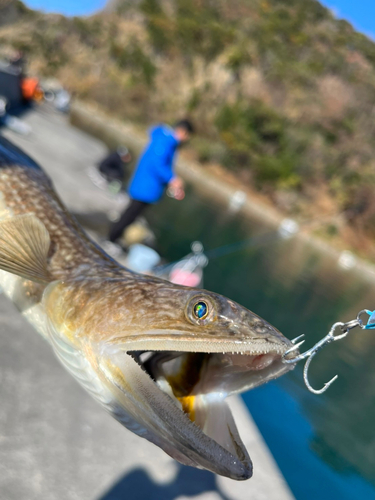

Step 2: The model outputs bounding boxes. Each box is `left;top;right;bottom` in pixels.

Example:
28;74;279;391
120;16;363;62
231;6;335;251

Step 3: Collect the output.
146;185;375;500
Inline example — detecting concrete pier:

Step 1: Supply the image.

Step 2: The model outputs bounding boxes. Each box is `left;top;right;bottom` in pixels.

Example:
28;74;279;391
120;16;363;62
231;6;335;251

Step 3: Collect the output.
0;104;294;500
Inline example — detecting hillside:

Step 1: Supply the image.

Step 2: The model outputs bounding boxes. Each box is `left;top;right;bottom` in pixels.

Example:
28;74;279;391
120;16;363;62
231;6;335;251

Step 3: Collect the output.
2;0;375;257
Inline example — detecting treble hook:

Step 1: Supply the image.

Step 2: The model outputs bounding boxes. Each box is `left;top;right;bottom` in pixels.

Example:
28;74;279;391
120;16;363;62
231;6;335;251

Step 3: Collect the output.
282;313;367;394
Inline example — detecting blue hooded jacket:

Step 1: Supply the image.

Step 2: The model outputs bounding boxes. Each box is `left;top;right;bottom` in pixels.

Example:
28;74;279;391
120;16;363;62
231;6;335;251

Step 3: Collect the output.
129;124;179;203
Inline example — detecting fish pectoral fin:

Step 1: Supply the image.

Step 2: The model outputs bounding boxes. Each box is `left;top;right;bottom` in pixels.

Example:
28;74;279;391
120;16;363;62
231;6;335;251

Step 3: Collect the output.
0;214;51;283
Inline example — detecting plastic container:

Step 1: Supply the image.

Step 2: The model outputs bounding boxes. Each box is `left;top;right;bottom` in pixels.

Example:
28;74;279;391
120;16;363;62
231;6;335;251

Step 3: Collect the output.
126;244;160;273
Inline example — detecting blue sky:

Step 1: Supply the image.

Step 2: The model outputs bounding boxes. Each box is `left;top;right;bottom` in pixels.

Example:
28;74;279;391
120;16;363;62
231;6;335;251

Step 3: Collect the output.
320;0;375;39
23;0;375;39
24;0;107;17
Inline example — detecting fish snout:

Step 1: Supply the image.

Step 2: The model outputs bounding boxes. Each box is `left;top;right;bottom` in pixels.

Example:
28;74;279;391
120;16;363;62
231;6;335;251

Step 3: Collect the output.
212;297;293;356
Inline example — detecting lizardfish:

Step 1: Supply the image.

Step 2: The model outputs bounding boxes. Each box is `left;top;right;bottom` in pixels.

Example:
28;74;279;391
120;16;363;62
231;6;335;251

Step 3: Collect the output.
0;134;296;480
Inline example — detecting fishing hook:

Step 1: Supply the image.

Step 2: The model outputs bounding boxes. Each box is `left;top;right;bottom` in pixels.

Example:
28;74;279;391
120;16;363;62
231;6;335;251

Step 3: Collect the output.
282;309;374;394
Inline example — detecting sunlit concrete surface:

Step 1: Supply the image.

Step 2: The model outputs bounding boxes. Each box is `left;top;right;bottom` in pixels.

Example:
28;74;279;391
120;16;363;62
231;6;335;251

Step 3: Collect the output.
0;104;294;500
3;104;127;216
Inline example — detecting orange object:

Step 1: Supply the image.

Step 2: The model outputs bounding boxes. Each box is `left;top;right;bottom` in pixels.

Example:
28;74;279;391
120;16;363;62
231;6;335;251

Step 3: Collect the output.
21;77;40;100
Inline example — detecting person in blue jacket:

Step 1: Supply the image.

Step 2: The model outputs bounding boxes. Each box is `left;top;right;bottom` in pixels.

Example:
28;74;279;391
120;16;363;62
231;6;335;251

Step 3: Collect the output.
108;119;194;243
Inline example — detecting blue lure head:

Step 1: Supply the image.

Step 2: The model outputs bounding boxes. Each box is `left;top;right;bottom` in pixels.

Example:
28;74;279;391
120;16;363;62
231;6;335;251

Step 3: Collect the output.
364;310;375;330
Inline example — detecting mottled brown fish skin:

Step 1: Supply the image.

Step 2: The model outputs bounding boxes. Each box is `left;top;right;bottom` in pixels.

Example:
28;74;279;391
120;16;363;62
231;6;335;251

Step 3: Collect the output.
45;275;289;354
0;165;123;279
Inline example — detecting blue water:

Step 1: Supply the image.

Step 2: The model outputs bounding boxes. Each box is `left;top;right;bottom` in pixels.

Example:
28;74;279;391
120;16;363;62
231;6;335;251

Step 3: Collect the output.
244;383;375;500
147;185;375;500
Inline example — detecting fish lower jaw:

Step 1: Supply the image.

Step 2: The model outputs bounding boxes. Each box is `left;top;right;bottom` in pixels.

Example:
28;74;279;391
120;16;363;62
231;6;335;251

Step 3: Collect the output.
123;347;291;477
95;339;295;479
99;345;253;479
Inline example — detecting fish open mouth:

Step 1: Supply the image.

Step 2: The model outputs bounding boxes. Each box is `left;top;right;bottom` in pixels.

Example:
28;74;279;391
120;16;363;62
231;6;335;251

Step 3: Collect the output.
120;344;292;479
133;348;288;400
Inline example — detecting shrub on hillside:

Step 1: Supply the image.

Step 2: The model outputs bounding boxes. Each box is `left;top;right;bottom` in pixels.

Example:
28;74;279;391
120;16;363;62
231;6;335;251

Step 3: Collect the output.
110;39;156;86
215;100;304;188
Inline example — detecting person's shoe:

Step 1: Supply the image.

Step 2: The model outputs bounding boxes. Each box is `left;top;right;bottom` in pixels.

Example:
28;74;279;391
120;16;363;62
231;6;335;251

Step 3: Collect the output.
87;166;108;190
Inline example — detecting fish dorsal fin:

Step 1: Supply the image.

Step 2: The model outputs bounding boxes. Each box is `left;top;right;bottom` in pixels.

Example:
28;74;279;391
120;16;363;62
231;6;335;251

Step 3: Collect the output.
0;214;51;283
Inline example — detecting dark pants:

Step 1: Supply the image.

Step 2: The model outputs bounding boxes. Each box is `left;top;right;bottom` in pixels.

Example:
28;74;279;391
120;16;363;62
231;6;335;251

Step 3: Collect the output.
109;199;149;242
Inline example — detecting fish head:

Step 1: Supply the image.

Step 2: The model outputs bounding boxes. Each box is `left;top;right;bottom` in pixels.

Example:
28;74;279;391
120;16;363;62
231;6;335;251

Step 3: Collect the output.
45;277;297;480
115;283;291;354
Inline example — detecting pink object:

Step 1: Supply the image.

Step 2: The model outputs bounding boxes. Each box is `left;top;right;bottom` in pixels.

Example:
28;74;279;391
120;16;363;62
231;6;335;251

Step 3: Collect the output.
170;269;201;287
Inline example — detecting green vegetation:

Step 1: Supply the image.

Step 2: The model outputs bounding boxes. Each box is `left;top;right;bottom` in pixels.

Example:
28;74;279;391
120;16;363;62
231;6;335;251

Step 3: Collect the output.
3;0;375;248
215;100;305;188
110;39;156;86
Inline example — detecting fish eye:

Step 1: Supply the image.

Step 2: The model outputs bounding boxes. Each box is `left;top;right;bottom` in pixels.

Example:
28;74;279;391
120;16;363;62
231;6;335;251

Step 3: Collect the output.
186;296;215;325
193;301;208;320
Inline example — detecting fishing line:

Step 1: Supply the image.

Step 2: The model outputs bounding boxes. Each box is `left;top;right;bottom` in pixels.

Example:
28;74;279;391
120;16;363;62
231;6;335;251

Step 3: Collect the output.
204;231;278;259
152;230;278;273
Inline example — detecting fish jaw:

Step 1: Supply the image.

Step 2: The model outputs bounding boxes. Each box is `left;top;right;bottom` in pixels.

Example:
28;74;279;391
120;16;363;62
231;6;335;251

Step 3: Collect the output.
95;345;253;479
43;280;296;480
104;297;294;477
91;317;293;479
105;287;296;397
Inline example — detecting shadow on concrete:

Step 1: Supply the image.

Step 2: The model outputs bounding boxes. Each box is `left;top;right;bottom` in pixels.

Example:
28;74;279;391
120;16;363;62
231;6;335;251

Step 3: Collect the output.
6;102;33;117
99;465;231;500
0;101;33;122
73;211;111;237
0;102;36;135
